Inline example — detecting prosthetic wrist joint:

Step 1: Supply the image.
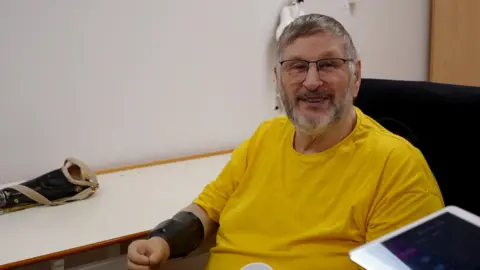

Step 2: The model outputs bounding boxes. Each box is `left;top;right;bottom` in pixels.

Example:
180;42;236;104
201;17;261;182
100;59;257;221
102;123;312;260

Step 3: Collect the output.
148;211;205;259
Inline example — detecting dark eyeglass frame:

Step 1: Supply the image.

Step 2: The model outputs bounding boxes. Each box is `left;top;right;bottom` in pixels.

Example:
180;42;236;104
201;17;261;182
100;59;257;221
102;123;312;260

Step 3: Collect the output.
278;57;354;83
279;57;354;71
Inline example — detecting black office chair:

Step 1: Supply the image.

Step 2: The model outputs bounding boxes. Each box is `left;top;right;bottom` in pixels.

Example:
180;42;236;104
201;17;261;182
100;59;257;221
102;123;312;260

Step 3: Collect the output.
355;78;480;216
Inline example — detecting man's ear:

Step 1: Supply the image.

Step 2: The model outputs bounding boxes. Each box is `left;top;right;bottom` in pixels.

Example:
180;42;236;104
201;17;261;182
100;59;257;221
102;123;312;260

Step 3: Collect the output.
352;60;362;98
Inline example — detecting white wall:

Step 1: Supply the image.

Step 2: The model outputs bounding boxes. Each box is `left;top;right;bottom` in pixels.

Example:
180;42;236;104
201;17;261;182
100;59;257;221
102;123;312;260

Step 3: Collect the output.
303;0;431;80
0;0;430;185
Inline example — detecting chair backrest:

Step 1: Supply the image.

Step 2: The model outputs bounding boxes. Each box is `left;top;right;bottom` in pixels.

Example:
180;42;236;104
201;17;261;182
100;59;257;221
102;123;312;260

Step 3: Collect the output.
354;78;480;216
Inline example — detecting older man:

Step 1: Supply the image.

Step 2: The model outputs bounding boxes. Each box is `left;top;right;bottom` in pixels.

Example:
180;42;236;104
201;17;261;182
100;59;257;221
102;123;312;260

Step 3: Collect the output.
127;14;444;270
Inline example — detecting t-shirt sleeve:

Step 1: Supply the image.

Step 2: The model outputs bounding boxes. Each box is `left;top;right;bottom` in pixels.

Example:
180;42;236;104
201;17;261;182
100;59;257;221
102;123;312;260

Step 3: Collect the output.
193;139;250;223
365;144;445;242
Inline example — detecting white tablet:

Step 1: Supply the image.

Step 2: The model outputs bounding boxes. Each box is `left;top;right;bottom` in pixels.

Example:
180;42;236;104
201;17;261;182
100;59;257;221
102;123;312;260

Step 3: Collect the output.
349;205;480;270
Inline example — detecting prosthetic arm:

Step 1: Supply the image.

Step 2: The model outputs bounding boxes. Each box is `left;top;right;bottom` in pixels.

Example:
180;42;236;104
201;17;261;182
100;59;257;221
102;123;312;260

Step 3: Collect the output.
0;158;99;215
148;210;205;259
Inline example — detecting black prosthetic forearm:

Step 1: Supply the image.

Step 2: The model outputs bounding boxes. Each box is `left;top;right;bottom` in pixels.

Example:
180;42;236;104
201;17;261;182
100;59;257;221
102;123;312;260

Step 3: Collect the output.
148;211;205;259
0;168;87;210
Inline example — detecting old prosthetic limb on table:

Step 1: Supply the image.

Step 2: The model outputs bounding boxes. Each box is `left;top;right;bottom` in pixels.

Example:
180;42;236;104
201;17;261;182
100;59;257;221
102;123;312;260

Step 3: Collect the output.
0;158;99;215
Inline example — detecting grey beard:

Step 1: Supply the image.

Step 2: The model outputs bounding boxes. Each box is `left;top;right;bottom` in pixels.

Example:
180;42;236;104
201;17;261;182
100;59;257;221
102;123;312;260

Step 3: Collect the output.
277;83;350;136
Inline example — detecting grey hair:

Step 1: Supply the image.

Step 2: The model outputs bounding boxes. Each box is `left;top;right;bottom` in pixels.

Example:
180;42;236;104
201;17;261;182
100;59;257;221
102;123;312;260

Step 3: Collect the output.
276;14;358;72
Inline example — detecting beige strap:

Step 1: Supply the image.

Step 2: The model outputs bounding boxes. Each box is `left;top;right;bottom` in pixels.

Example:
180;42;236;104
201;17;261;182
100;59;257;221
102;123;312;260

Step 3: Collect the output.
8;184;58;206
8;158;99;207
61;157;99;188
8;185;97;206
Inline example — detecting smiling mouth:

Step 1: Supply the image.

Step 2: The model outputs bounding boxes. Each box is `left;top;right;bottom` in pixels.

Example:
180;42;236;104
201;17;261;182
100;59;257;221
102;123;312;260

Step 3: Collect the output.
303;97;329;103
298;95;332;104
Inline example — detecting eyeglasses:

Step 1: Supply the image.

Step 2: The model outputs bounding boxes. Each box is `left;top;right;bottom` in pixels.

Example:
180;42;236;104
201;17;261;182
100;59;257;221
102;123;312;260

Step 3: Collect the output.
279;58;353;83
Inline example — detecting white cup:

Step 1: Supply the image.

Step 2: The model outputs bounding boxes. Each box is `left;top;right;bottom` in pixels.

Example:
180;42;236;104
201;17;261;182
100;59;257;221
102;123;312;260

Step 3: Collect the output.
240;262;273;270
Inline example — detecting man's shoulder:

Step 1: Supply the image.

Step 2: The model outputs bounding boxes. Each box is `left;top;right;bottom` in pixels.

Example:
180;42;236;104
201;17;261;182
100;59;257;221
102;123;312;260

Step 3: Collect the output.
357;110;443;202
259;114;291;127
230;115;291;163
252;114;292;137
354;109;432;178
357;109;419;156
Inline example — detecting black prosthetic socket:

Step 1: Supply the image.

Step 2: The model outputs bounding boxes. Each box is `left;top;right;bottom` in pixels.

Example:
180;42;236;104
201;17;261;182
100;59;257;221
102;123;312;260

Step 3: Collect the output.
0;168;88;209
148;211;205;259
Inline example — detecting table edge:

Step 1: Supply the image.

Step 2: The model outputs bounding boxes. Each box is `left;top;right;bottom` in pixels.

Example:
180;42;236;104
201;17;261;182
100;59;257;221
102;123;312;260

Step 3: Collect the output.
0;148;233;270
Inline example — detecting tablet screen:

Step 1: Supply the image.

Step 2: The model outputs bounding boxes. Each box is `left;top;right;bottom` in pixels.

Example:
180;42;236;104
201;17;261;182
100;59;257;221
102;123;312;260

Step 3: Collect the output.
382;212;480;270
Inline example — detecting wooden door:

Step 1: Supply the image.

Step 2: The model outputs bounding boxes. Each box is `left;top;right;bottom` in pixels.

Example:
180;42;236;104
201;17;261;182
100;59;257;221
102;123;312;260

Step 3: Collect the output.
429;0;480;86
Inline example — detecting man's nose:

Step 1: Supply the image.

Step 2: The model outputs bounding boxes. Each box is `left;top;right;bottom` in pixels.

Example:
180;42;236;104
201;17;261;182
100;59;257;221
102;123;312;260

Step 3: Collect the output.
302;63;323;91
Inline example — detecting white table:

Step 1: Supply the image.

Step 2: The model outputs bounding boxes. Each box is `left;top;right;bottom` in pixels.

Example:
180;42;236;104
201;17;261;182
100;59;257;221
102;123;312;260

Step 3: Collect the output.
0;151;231;269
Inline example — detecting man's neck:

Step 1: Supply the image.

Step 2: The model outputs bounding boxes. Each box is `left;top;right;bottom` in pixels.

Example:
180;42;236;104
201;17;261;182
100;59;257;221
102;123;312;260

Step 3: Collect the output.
293;108;357;154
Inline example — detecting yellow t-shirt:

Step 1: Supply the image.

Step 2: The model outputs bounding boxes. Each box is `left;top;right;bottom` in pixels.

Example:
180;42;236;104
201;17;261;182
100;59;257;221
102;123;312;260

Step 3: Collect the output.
193;107;444;270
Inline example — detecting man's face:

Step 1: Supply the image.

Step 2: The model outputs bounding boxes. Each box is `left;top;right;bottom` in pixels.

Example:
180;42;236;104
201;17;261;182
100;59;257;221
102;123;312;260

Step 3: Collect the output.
275;32;361;136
